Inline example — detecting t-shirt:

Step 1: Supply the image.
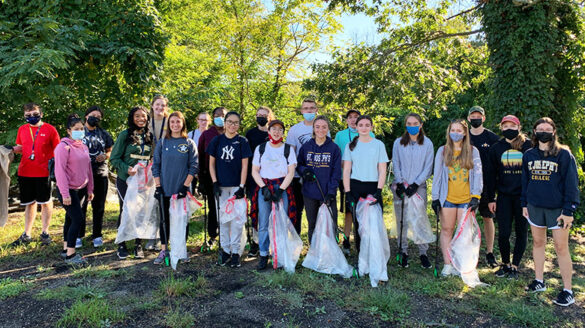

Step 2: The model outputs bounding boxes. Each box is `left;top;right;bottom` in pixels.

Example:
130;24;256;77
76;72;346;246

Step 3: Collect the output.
286;121;330;177
82;127;114;177
252;143;297;180
470;129;499;172
187;129;203;146
334;128;375;157
342;138;389;182
206;134;253;187
446;150;471;204
16;123;60;177
245;127;269;191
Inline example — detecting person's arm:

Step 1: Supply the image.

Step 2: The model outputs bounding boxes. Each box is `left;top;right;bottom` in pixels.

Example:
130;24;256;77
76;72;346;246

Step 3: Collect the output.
197;132;206;180
110;131;130;175
377;162;387;189
87;155;94;199
328;147;342;195
50;126;61;153
470;147;483;198
296;146;308;176
280;163;295;190
54;144;70;200
431;147;443;201
414;141;434;185
561;150;580;216
485;146;498;203
240;158;248;185
152;140;163;187
392;140;403;184
188;139;199;177
209;156;217;183
342;144;352;191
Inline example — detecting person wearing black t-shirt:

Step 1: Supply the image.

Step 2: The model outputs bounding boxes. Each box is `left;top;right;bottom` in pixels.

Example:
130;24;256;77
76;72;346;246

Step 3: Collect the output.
468;106;500;268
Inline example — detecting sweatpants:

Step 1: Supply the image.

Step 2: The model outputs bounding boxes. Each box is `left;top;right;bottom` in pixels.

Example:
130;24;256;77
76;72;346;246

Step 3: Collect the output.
218;187;246;255
58;187;87;249
304;194;338;244
80;174;108;239
496;193;528;267
292;177;304;235
392;184;429;256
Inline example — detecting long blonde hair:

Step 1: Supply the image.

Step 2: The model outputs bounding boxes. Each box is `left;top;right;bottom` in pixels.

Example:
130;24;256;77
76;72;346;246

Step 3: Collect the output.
443;119;474;169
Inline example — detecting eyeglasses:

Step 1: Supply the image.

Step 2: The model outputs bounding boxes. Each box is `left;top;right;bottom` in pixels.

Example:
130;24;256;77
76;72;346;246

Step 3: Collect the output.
270;128;284;133
302;107;317;110
197;119;208;122
225;120;240;126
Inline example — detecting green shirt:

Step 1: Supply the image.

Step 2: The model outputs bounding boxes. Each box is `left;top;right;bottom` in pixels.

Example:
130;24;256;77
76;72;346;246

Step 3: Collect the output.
110;129;154;181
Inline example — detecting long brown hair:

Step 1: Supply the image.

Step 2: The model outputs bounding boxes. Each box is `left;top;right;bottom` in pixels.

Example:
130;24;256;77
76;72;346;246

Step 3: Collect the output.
349;115;373;151
443;119;474;169
399;113;425;146
165;111;188;139
531;117;565;157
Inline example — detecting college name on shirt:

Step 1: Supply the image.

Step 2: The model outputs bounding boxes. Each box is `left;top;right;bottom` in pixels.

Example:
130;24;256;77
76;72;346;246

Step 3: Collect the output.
306;151;332;168
527;160;559;181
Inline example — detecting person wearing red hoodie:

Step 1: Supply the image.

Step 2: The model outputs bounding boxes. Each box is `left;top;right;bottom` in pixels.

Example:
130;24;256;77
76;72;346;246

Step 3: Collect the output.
54;114;94;266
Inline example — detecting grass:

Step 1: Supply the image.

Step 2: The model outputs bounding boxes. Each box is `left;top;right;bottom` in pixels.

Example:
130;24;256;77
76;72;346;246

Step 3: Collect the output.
71;264;128;279
164;307;196;328
36;283;107;301
157;273;207;298
0;277;29;300
359;287;411;322
56;298;125;328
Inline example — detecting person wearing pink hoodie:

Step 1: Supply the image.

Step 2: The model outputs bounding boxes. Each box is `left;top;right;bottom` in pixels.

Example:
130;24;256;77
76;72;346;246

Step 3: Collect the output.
54;114;94;266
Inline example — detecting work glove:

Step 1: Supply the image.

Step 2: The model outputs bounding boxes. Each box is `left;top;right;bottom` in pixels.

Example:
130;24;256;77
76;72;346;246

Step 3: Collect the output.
345;191;357;209
324;193;335;206
177;185;189;199
272;188;284;202
213;181;221;197
261;186;272;202
468;197;480;212
154;186;164;200
302;168;315;182
405;183;419;198
431;200;441;216
197;182;206;195
234;186;245;199
372;188;383;206
395;183;406;199
3;145;13;150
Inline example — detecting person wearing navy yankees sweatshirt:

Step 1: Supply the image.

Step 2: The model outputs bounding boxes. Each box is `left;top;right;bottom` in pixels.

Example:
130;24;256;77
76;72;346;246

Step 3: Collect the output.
297;115;342;244
521;117;579;307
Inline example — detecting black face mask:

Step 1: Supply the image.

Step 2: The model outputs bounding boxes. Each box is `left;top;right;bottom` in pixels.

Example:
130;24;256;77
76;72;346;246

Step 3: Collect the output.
256;116;268;127
502;129;519;140
87;116;101;127
469;119;483;129
535;132;553;143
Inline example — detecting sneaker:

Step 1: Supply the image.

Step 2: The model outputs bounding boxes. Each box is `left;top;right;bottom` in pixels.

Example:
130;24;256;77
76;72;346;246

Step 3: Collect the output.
553;290;575;307
399;253;409;268
153;250;168;265
207;237;217;247
342;237;350;255
10;233;32;247
231;254;241;268
93;237;103;248
145;239;161;251
257;255;268;270
219;250;231;266
495;264;511;278
248;242;259;257
441;264;459;277
507;267;519;280
117;244;129;260
420;254;432;269
60;250;67;259
525;280;546;293
486;252;498;268
64;253;88;266
134;244;145;259
75;238;83;249
40;232;52;245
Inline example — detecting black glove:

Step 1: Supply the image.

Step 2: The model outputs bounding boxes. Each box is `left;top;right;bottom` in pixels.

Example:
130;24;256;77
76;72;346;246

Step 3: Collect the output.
302;168;315;182
431;200;441;216
372;188;383;205
3;145;13;150
395;183;406;199
197;182;206;195
234;186;245;199
261;186;272;202
213;181;221;197
469;197;480;212
324;193;335;206
154;186;164;200
405;183;419;198
345;191;356;208
272;188;284;202
177;185;189;199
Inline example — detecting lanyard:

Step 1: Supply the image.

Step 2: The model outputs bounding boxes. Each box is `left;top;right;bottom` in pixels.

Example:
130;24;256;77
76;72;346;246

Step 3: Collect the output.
156;117;166;142
29;124;42;158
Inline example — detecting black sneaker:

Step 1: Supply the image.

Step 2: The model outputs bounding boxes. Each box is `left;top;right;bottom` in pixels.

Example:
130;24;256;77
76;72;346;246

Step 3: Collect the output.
134;244;144;259
525;280;546;293
495;264;510;278
257;255;268;270
117;244;129;260
40;232;52;245
342;237;350;255
553;290;575;307
507;267;519;280
10;233;32;247
60;250;67;259
219;250;231;266
230;254;241;268
486;252;498;268
248;242;259;257
420;254;432;269
399;253;409;268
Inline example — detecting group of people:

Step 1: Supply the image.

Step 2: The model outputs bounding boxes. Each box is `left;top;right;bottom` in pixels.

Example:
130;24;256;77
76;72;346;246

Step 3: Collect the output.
4;98;579;307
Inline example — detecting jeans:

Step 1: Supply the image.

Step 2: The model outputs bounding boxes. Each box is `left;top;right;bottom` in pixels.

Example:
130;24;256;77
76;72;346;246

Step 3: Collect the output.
258;189;288;257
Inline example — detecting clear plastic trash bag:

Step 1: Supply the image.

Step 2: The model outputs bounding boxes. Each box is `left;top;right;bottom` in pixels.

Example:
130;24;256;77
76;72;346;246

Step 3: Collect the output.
219;195;248;255
403;192;436;244
115;163;160;244
448;208;487;288
302;204;354;278
268;199;303;273
169;193;202;269
357;195;391;287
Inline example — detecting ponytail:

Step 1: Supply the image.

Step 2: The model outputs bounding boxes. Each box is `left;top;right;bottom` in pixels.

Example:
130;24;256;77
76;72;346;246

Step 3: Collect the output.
348;136;359;151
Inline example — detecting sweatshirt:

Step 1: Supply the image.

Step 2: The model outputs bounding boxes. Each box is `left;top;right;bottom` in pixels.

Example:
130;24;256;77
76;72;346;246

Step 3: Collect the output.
296;137;342;201
197;126;222;179
432;146;483;205
110;129;154;182
391;136;434;186
521;147;580;216
152;137;198;197
485;138;532;202
54;138;94;199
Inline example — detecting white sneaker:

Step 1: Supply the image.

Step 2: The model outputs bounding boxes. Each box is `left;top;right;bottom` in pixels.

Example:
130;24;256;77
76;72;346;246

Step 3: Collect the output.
93;237;103;248
75;238;83;249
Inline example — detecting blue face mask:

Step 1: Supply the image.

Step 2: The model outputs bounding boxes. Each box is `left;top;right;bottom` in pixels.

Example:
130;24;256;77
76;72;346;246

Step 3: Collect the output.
406;126;420;136
71;130;85;141
449;132;464;142
303;113;316;121
213;117;224;127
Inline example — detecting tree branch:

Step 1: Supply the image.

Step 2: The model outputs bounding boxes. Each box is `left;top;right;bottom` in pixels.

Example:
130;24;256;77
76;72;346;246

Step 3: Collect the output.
446;3;484;21
382;29;483;56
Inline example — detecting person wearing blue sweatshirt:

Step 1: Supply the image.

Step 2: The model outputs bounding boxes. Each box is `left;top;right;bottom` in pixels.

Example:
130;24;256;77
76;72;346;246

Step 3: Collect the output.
521;117;579;307
391;113;434;269
152;111;198;265
297;116;342;244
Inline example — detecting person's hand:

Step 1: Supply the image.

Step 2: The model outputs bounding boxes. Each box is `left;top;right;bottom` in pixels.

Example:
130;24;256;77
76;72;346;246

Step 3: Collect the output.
488;202;496;214
468;197;480;212
213;181;221;197
13;145;22;154
302;168;315;182
522;207;529;219
395;183;406;199
431;200;441;217
234;186;245;199
405;183;419;198
63;197;72;206
96;154;107;162
261;186;272;202
154;186;164;199
128;166;137;176
88;193;94;201
272;188;284;202
372;188;383;205
324;193;335;206
177;185;189;199
197;181;206;195
557;214;574;229
345;191;356;207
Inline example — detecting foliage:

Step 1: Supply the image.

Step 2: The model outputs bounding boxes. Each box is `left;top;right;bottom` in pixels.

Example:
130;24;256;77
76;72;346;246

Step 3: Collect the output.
0;277;28;300
57;298;125;328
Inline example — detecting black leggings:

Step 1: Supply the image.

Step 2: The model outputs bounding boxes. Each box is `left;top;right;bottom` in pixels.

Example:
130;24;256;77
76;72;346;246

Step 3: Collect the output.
80;174;108;239
349;179;379;252
201;175;218;239
304;194;338;244
58;187;87;249
496;193;528;267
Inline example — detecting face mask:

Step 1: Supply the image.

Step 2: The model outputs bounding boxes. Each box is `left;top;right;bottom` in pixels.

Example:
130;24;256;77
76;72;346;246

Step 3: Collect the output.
469;119;483;129
349;127;357;133
213;117;224;127
535;132;553;143
87;116;100;127
71;130;85;140
502;129;519;140
268;134;283;144
256;116;268;127
26;115;41;125
449;132;464;142
303;113;316;121
406;126;420;136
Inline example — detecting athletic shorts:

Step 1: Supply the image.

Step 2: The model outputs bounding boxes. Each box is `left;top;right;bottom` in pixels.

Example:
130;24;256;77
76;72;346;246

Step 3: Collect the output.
478;196;494;219
526;204;562;230
18;176;52;205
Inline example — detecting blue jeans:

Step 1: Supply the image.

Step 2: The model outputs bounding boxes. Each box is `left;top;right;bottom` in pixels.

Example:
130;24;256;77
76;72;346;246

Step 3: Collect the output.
443;200;467;209
258;190;289;257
